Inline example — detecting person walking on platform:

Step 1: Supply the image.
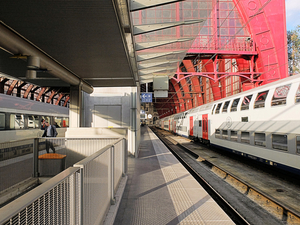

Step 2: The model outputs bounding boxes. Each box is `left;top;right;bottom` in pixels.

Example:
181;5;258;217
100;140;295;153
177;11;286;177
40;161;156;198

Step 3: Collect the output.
42;121;58;153
40;119;46;130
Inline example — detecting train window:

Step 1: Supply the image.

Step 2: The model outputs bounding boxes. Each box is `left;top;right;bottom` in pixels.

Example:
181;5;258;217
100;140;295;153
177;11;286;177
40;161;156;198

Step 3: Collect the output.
43;116;50;124
254;91;269;108
254;133;266;147
215;129;221;138
241;95;253;110
241;132;250;144
199;120;202;127
296;136;300;153
54;117;63;128
295;84;300;103
241;117;248;122
215;103;222;114
272;134;288;151
271;84;291;106
230;98;240;112
211;104;216;114
222;130;228;139
63;118;69;127
230;131;238;142
0;113;5;130
28;115;37;129
13;114;25;129
222;101;230;113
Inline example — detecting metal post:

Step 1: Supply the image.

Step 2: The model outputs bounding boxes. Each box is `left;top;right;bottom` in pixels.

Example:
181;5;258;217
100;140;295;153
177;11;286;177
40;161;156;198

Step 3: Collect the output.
33;138;39;177
79;168;84;225
122;139;126;177
70;169;82;224
110;146;116;205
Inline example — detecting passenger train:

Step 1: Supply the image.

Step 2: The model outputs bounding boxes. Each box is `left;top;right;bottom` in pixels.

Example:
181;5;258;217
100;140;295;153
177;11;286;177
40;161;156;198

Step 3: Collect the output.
156;74;300;175
0;93;69;160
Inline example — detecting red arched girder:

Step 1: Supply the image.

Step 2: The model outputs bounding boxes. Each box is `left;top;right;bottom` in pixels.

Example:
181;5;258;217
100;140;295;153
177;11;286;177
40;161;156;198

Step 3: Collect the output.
63;96;70;107
55;93;65;105
182;60;203;107
233;0;288;83
169;82;180;113
23;84;34;99
6;80;18;95
218;59;227;98
0;78;9;94
154;82;181;118
202;58;222;101
170;79;186;112
47;90;56;103
36;87;46;101
178;74;193;110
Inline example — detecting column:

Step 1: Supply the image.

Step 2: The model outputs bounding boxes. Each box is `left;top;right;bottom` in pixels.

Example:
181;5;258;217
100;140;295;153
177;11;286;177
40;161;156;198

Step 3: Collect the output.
69;85;83;128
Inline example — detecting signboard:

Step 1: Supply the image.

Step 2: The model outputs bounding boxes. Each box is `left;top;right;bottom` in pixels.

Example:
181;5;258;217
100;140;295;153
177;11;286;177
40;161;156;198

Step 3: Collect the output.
141;93;152;103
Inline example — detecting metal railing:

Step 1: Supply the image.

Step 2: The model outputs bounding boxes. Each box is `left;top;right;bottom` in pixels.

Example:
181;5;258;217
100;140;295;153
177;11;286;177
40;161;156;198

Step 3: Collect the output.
0;138;127;225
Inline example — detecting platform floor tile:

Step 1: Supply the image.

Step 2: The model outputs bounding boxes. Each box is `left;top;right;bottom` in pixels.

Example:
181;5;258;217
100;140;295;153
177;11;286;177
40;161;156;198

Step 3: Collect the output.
114;127;234;225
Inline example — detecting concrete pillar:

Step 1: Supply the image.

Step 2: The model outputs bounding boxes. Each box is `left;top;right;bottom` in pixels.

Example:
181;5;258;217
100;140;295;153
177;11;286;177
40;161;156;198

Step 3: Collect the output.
129;86;141;157
69;85;83;128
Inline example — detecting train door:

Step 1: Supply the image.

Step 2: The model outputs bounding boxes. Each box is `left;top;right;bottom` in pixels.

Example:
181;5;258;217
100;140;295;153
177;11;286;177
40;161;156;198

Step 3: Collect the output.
202;114;208;140
189;116;193;136
173;121;176;133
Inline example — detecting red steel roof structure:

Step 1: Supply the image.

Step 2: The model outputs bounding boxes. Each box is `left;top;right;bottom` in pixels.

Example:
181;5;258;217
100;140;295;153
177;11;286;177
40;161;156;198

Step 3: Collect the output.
139;0;288;118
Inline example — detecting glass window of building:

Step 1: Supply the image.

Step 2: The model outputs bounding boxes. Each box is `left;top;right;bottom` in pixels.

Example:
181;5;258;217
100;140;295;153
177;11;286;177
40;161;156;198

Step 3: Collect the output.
254;91;269;108
271;84;291;106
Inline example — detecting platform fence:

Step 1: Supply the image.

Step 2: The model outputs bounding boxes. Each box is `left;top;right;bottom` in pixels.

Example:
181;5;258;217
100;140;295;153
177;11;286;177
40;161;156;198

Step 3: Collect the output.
0;137;127;225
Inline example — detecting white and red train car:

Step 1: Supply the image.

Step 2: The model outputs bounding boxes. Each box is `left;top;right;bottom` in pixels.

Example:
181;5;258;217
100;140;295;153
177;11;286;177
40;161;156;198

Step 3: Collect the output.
156;74;300;175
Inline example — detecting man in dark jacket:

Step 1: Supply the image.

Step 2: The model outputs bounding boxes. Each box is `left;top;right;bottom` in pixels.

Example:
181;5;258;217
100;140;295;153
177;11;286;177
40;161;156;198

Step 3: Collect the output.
42;121;58;153
41;119;46;130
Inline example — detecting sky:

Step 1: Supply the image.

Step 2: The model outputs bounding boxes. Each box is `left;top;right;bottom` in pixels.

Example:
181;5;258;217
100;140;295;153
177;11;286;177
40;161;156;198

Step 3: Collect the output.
285;0;300;31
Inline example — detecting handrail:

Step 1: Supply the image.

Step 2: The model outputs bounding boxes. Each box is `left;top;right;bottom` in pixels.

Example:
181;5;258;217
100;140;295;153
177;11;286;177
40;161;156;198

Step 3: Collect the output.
0;167;80;224
74;138;124;168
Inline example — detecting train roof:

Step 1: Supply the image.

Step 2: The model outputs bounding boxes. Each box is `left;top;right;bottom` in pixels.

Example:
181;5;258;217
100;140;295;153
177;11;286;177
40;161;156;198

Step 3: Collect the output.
210;74;300;104
0;93;69;116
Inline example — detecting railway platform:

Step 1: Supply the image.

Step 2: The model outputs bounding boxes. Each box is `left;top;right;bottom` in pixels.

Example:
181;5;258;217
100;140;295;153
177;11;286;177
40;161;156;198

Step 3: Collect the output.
113;126;234;225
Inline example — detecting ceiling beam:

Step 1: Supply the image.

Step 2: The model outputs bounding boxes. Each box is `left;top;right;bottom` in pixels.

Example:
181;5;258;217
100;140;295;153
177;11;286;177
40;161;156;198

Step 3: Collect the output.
133;20;205;35
135;38;193;51
130;0;184;12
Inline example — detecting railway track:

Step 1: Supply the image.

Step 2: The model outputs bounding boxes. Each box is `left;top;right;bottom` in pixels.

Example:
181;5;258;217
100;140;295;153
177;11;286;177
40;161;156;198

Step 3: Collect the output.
151;127;300;225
